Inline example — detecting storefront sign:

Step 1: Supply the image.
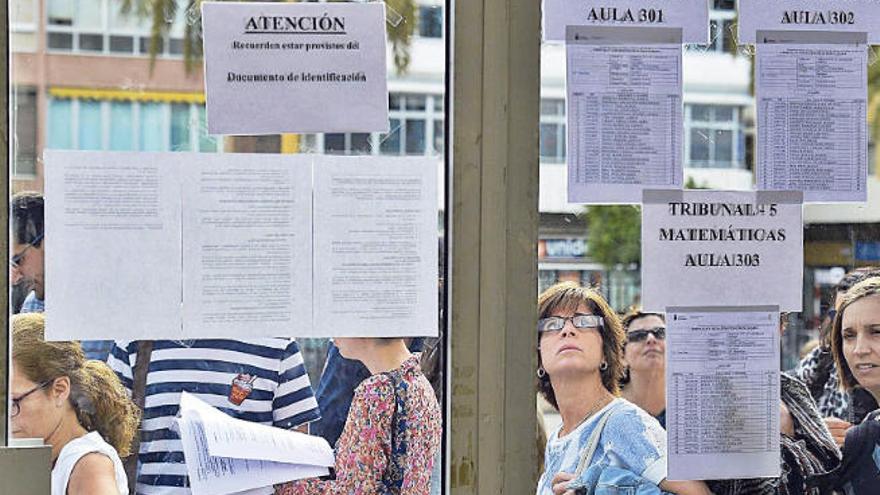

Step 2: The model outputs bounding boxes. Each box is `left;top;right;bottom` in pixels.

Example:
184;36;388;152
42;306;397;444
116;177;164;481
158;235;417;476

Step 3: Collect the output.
541;238;588;259
641;190;804;311
739;0;880;44
543;0;709;43
202;2;389;134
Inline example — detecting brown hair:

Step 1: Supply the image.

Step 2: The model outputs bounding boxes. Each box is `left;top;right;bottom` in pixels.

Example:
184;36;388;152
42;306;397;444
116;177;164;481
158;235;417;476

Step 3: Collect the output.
831;277;880;391
535;282;625;410
12;313;140;456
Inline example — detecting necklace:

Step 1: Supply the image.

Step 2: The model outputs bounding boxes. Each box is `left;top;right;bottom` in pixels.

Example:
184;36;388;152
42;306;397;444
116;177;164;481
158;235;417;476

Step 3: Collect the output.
560;392;614;437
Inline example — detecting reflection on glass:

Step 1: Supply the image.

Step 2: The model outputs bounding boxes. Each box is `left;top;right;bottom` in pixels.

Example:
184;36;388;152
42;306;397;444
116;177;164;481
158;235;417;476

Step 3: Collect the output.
48;99;72;149
139;103;164;151
381;119;402;154
109;102;134;151
170;104;191;151
406;119;425;154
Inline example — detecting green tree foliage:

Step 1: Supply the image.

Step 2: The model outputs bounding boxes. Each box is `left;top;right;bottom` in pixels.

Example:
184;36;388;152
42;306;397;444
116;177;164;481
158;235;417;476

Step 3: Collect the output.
121;0;416;74
582;205;641;268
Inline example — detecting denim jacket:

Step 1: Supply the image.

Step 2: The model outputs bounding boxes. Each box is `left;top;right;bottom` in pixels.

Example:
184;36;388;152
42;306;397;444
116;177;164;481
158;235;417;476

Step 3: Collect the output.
567;464;669;495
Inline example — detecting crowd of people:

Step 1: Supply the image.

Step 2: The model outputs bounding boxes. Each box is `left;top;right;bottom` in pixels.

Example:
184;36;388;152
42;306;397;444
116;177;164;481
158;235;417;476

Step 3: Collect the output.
9;188;880;495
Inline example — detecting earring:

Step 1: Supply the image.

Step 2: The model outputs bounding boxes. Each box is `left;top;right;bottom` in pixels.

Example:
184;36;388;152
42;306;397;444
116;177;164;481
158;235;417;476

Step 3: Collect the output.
536;367;546;379
600;361;608;371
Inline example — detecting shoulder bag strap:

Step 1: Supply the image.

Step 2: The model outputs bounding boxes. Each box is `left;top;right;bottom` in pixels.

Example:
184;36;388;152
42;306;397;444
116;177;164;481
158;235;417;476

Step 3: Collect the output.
573;402;620;478
124;340;154;495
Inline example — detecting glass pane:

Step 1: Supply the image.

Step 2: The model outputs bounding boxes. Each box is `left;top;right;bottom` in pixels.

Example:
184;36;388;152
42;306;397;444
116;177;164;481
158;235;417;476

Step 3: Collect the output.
690;128;710;162
12;89;37;175
47;32;73;50
540;123;559;161
405;119;425;154
419;6;443;38
78;33;104;52
714;130;733;163
169;38;184;56
76;0;102;29
197;106;218;152
715;106;734;121
78;101;103;150
139;103;164;151
109;102;134;151
690;104;712;122
380;119;402;154
350;133;371;154
47;99;73;148
47;0;73;25
713;0;735;10
170;104;191;151
405;94;427;111
109;35;134;53
434;95;443;112
433;120;444;155
389;93;402;110
324;133;345;153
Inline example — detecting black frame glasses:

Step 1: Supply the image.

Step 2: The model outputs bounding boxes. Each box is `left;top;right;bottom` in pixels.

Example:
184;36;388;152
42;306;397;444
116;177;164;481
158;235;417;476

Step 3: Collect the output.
537;314;604;333
626;327;666;343
10;233;44;268
11;380;52;418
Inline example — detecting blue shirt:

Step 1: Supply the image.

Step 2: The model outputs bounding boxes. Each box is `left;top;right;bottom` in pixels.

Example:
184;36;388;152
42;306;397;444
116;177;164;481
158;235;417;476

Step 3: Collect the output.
109;338;321;495
20;290;44;312
538;398;668;495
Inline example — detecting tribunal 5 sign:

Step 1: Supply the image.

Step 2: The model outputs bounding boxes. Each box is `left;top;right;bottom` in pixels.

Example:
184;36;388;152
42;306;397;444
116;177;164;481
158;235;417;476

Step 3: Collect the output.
641;190;804;312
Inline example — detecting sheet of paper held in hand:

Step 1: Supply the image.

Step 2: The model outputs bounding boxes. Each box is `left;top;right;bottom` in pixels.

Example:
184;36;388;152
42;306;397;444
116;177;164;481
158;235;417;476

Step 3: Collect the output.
566;26;682;204
641;190;804;312
756;32;867;202
665;308;780;480
177;392;332;495
202;1;389;134
44;150;183;341
738;0;880;44
181;154;314;337
313;156;439;337
543;0;708;43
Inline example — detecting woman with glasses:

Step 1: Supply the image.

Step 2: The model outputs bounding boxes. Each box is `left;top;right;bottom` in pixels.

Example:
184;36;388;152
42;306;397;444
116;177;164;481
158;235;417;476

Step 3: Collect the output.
11;313;139;495
621;310;667;428
535;282;710;495
276;337;442;494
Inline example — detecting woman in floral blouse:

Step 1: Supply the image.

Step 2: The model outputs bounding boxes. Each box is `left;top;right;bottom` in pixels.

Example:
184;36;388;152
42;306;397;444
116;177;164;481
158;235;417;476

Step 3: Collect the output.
277;337;442;495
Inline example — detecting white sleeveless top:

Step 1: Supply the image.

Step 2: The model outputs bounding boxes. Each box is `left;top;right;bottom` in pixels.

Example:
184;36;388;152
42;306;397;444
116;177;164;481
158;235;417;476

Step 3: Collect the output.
52;431;128;495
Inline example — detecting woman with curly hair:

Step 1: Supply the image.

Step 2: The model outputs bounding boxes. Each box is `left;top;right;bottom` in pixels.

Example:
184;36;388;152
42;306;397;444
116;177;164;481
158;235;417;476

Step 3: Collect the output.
11;313;140;494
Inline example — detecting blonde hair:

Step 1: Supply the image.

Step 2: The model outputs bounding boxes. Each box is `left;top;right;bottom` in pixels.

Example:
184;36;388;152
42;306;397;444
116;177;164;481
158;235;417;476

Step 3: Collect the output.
536;282;626;410
12;313;140;456
831;277;880;391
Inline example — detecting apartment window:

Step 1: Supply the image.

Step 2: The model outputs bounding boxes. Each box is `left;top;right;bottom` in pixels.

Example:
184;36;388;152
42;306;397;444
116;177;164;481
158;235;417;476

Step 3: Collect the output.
319;93;444;156
11;89;37;176
540;99;566;164
685;104;744;169
686;7;737;55
47;98;219;153
46;0;185;57
419;6;443;39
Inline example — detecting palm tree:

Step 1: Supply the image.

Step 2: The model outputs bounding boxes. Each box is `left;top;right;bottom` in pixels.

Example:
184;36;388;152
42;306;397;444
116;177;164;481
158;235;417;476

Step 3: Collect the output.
121;0;417;74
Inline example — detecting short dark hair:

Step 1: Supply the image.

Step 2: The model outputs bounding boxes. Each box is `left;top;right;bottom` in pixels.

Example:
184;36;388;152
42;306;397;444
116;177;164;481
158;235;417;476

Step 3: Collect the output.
535;282;625;411
11;192;44;246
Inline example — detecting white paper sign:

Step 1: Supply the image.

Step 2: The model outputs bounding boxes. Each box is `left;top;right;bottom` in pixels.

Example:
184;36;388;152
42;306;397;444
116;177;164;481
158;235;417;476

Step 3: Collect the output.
756;34;867;202
641;190;804;312
202;2;389;134
543;0;708;43
313;156;439;337
666;308;780;481
739;0;880;44
566;26;683;204
44;150;184;341
44;151;439;340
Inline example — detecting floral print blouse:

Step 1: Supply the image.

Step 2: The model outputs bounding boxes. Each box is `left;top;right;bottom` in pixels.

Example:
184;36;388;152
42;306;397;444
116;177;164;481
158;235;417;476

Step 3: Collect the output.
277;355;442;495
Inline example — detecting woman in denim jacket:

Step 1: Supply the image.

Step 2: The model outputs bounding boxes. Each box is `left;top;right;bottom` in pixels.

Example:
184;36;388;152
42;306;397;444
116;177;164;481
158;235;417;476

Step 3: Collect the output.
535;282;711;495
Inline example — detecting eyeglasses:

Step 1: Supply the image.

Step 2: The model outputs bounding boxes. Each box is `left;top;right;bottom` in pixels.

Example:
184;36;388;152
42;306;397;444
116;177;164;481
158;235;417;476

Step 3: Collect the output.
10;233;43;268
626;327;666;343
11;380;52;418
537;314;604;333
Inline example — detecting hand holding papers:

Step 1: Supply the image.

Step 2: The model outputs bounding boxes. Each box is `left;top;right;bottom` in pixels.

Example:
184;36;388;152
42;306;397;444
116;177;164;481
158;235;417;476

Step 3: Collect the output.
177;392;333;495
